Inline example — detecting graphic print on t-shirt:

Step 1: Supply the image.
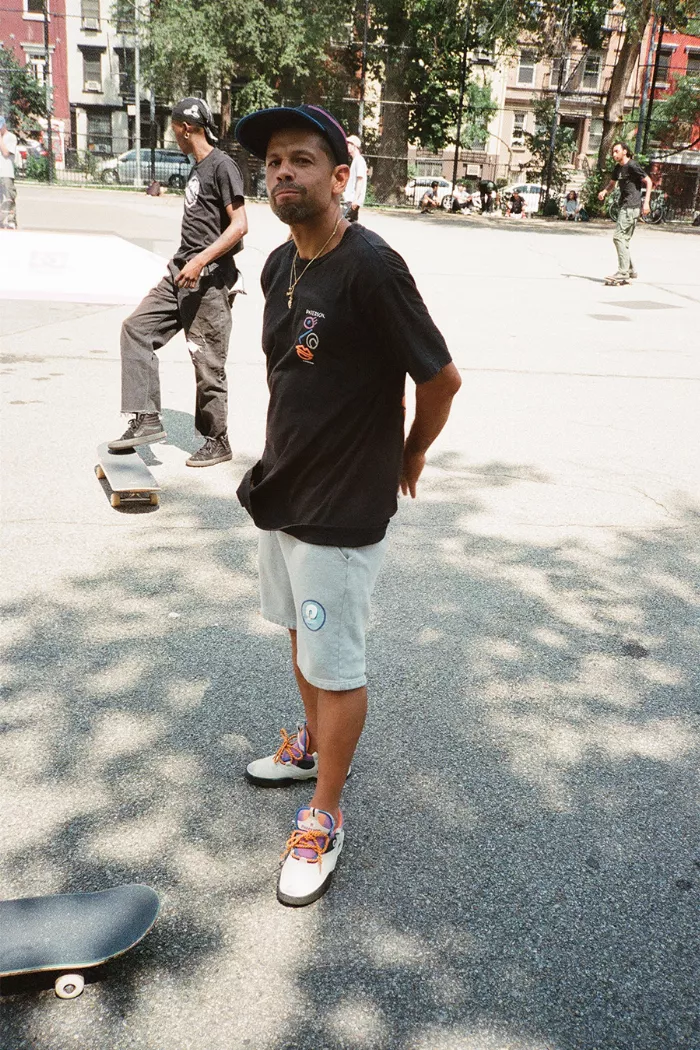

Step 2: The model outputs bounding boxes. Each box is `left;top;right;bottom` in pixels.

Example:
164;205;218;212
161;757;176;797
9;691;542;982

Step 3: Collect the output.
295;310;323;364
185;174;201;210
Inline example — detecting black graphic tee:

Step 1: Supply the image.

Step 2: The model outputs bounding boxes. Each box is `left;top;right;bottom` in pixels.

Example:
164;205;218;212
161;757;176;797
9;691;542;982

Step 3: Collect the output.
237;224;452;547
612;159;647;209
173;148;245;282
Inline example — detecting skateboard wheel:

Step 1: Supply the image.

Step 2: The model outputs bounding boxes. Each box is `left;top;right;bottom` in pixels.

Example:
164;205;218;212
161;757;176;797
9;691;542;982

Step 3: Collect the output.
95;465;105;480
55;972;85;999
149;493;159;506
110;493;121;508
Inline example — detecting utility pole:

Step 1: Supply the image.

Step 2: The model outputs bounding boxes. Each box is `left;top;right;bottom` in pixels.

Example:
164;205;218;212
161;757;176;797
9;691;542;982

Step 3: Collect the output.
635;17;658;154
451;14;470;191
43;0;53;182
642;18;665;154
134;0;141;186
358;0;370;136
543;8;571;207
150;88;156;183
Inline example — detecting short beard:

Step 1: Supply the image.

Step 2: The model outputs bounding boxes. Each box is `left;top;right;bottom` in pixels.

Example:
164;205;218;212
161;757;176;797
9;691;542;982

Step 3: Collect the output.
270;186;323;225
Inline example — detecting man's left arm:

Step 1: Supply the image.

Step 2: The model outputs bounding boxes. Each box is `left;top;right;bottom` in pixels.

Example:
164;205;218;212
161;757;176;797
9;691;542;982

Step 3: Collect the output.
641;173;653;216
401;362;462;497
0;131;13;159
176;200;248;288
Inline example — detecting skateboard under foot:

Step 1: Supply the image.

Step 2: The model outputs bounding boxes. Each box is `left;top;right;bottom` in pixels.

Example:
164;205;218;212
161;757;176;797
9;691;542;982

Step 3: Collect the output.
95;442;161;508
0;884;160;999
604;275;630;286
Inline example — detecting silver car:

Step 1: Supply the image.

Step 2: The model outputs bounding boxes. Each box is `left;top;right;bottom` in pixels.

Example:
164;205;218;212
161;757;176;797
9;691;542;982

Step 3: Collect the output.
100;148;191;188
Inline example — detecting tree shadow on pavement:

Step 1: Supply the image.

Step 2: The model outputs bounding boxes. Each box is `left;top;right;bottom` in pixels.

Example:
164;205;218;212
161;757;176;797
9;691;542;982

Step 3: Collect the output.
0;455;698;1050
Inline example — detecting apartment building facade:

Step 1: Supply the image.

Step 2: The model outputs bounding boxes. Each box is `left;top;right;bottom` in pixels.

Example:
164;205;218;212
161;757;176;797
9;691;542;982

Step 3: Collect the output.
487;12;641;180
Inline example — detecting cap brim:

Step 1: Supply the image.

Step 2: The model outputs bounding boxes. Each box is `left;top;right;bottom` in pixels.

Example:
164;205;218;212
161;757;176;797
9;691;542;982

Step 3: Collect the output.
235;107;346;164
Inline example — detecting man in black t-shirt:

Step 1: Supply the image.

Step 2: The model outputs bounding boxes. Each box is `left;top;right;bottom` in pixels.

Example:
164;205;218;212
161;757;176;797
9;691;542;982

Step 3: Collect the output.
234;103;461;907
598;141;652;284
108;98;248;466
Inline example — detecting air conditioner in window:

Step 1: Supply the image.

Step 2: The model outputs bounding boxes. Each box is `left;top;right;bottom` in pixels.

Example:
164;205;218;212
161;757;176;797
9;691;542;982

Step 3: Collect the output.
473;49;495;65
85;80;102;92
82;17;100;29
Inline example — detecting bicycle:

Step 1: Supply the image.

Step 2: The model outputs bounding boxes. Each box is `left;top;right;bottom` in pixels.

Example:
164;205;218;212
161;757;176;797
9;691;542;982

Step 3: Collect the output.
607;187;669;225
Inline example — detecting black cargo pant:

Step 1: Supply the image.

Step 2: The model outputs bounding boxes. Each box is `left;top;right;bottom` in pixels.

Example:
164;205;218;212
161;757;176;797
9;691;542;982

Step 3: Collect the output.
120;261;233;439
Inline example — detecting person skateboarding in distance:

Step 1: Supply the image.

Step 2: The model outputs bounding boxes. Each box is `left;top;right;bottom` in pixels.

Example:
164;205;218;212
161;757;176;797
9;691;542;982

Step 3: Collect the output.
234;103;461;906
598;142;652;286
108;98;248;466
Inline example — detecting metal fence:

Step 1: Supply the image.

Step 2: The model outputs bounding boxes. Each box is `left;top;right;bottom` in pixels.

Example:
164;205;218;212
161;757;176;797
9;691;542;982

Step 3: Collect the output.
15;119;700;222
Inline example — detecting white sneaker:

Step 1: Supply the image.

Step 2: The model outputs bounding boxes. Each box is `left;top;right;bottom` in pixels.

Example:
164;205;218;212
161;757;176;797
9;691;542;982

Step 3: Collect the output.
277;807;345;907
245;724;318;787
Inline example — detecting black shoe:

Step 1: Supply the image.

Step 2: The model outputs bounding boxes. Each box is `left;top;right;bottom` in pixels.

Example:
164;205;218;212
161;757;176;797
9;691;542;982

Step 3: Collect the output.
186;435;233;468
108;413;166;450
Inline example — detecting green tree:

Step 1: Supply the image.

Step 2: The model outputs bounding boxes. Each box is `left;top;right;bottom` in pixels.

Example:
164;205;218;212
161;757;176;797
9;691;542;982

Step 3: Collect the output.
0;46;48;137
646;72;700;149
596;0;700;168
124;0;354;126
524;97;576;192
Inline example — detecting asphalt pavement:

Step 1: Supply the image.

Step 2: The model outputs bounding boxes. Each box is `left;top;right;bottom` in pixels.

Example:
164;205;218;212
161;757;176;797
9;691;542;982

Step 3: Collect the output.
0;185;699;1050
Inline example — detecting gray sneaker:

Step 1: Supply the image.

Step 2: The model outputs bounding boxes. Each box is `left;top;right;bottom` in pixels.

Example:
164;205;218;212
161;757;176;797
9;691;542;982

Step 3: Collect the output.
186;435;233;468
108;414;166;451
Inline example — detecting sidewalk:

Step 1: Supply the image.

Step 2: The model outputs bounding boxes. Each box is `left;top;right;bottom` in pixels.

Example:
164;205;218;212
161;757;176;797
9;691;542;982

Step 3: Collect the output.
1;190;698;1050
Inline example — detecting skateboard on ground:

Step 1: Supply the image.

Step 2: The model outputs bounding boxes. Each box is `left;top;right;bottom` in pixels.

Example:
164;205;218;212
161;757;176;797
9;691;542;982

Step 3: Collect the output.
604;275;630;286
0;884;160;998
95;442;160;508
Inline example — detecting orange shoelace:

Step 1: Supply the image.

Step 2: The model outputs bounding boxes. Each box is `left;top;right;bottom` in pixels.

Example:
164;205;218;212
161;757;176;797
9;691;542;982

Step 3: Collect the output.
281;827;329;865
273;726;306;765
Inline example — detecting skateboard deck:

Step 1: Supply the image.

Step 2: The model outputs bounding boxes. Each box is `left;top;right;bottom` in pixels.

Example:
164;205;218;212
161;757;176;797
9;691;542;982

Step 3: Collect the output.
0;883;160;998
604;276;629;286
95;442;160;507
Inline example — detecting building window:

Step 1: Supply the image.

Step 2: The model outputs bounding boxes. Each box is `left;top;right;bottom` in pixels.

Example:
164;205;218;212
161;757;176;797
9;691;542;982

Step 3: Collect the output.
87;112;112;153
81;0;100;30
687;50;700;75
512;111;526;146
517;50;537;86
115;48;135;99
588;117;603;153
83;49;102;92
25;0;44;14
656;47;674;85
582;53;602;90
24;47;50;85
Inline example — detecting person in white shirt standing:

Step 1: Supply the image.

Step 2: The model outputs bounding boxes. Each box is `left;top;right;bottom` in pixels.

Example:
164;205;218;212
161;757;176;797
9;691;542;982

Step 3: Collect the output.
0;117;18;230
343;133;367;223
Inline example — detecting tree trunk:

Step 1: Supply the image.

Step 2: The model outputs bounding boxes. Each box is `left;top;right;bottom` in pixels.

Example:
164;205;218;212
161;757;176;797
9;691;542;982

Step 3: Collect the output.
372;10;411;203
597;3;652;169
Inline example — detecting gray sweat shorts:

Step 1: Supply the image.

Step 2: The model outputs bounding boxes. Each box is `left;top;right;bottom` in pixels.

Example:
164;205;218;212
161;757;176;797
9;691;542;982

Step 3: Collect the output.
258;530;388;692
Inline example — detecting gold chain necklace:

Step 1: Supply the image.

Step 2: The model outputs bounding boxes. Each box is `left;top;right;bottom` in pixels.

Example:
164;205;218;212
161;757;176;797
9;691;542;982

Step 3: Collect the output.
287;217;341;309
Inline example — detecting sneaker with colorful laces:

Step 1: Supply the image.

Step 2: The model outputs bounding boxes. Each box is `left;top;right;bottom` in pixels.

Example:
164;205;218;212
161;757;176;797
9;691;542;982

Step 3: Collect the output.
245;724;318;787
277;806;345;906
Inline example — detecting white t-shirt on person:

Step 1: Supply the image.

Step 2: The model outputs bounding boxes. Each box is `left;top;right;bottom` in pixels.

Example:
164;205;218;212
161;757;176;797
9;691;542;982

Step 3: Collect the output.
344;151;367;207
0;132;17;178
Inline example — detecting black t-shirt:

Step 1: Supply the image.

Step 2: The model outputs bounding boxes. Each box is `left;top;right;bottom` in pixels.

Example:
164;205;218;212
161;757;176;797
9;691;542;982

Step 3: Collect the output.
510;195;524;214
612;158;647;209
237;224;452;547
173;148;245;282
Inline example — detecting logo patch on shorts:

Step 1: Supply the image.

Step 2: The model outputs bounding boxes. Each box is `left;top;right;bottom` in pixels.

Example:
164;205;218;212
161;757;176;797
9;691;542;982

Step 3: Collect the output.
301;600;326;631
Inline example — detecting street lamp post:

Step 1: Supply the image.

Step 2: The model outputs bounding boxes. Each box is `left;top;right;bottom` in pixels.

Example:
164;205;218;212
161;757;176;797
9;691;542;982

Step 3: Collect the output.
43;0;53;182
134;4;141;187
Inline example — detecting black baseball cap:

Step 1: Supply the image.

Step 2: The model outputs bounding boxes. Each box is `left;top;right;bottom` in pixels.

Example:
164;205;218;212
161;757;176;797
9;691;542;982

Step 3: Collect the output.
235;104;350;166
171;98;218;144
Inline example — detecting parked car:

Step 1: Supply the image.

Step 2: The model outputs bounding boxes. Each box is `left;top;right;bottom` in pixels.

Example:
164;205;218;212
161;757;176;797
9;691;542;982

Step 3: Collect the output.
499;182;545;215
99;148;191;187
404;176;454;210
15;138;47;173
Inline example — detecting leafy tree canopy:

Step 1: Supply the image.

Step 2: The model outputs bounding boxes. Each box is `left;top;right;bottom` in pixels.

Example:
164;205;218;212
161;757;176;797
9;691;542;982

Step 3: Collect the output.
0;46;48;136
